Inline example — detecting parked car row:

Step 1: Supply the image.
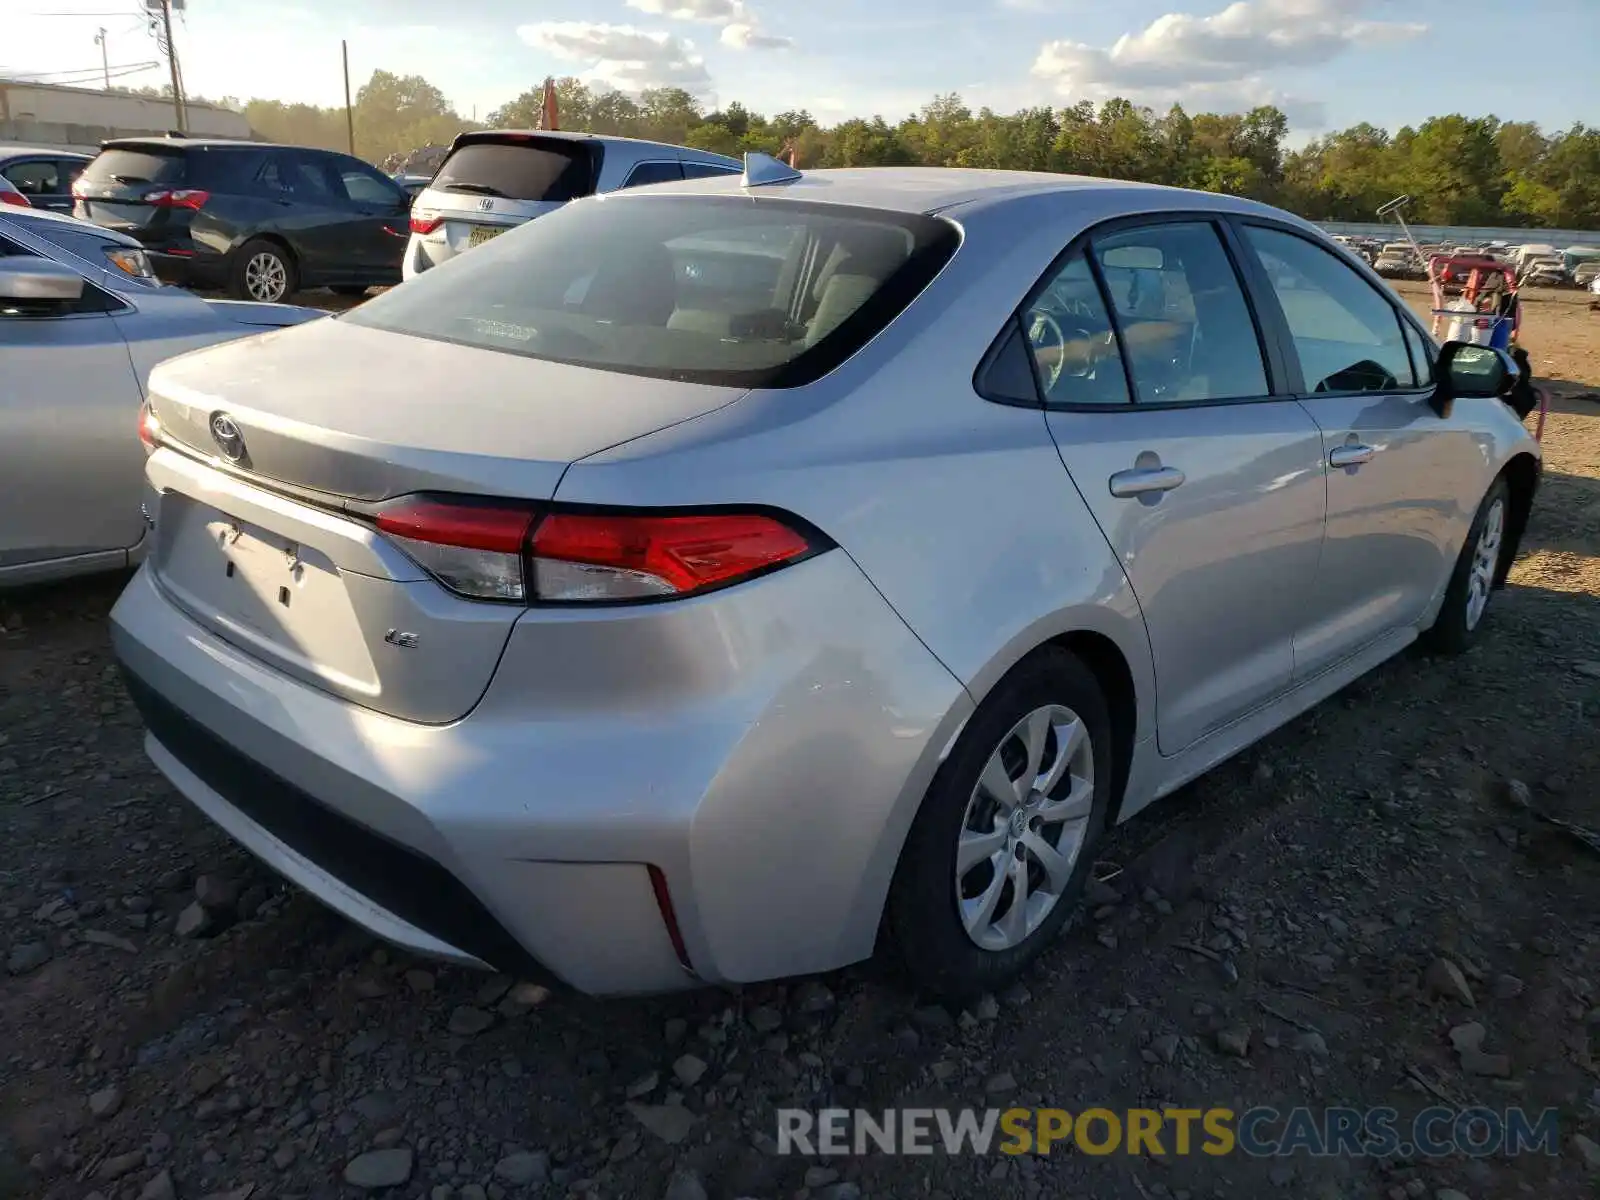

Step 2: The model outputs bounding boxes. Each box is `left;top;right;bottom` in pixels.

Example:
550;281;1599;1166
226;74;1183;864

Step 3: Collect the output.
14;130;738;302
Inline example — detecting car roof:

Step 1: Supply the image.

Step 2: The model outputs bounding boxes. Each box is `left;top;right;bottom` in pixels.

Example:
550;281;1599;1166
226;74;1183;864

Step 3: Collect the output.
624;165;1298;220
99;136;307;154
0;143;94;159
455;129;738;163
0;205;143;247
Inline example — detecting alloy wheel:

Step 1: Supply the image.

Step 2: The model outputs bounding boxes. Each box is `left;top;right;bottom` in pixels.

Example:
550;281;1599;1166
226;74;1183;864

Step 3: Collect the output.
244;252;288;302
1465;497;1505;631
956;704;1095;951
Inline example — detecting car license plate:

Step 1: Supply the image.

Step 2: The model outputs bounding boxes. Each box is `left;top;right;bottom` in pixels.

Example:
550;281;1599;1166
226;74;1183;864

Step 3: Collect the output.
469;225;503;248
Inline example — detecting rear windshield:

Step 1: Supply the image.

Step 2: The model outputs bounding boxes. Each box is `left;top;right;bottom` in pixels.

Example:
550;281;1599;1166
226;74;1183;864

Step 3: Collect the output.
431;139;595;203
340;194;960;387
81;147;186;187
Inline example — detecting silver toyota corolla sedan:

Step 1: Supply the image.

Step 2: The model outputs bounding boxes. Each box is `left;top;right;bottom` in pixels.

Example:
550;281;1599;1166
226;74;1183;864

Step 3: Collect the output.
111;158;1540;999
0;206;324;587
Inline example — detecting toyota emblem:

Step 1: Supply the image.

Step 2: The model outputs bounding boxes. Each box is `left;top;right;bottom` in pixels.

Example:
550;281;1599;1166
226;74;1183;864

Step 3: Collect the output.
210;412;247;464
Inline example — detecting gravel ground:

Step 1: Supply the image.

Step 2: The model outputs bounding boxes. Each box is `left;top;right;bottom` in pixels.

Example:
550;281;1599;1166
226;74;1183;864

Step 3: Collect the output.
3;286;1600;1200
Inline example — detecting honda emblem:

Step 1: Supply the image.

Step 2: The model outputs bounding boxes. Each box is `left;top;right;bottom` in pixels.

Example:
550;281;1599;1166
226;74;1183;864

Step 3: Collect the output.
477;197;493;212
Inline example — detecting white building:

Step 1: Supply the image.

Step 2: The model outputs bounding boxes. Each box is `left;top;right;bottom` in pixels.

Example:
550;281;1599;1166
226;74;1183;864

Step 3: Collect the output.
0;79;253;149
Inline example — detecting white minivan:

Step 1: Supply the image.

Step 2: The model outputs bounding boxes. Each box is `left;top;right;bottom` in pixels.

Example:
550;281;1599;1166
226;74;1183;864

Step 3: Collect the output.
403;130;741;279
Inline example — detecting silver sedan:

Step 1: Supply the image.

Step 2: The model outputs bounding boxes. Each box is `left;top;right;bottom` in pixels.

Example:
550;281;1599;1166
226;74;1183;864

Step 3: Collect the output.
0;206;323;587
111;160;1539;999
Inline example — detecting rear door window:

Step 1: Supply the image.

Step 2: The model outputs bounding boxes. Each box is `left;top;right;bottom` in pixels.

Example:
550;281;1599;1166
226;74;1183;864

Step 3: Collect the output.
1091;222;1269;403
621;161;684;188
2;159;62;197
80;147;187;187
432;139;595;202
1242;225;1417;393
341;194;958;387
680;161;740;180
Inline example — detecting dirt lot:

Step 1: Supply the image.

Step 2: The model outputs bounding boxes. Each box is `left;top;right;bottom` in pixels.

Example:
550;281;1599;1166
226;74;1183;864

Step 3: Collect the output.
3;284;1599;1200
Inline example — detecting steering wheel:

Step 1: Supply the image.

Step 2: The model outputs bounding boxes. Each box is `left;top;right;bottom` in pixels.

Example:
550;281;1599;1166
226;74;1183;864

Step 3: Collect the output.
1028;310;1099;391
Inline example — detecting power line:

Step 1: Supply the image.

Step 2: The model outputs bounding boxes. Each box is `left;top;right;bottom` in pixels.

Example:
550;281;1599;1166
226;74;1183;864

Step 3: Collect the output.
1;60;161;79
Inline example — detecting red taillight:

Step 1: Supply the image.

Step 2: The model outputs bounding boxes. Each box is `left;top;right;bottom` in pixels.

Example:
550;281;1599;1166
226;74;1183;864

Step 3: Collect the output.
138;402;161;450
409;213;443;235
529;511;814;601
372;496;820;604
143;188;209;210
0;189;30;208
375;497;538;602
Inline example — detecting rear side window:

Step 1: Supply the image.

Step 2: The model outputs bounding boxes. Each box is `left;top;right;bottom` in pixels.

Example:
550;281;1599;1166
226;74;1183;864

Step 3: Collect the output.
2;160;62;196
681;161;740;180
341;194;959;387
1020;251;1130;406
1243;225;1416;393
621;161;684;189
1091;222;1269;403
81;147;186;187
432;140;595;202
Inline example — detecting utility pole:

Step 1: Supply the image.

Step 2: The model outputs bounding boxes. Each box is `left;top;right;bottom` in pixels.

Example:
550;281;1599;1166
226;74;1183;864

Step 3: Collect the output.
342;40;355;155
94;27;110;89
159;0;186;132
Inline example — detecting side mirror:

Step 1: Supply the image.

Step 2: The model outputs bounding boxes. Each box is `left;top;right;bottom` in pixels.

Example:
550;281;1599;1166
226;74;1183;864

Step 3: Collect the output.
0;257;87;303
1430;340;1519;416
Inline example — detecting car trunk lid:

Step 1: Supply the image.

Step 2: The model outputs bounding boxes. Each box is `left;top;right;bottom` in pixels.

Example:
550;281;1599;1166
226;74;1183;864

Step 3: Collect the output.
143;316;744;723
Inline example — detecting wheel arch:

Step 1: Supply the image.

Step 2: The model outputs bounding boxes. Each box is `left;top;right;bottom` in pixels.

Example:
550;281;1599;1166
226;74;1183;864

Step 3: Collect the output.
230;232;298;272
1497;451;1540;586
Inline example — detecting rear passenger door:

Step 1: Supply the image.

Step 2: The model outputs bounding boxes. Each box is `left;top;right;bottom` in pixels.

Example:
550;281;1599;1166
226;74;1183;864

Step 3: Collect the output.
259;152;361;284
1234;222;1479;677
328;155;410;279
1028;217;1328;754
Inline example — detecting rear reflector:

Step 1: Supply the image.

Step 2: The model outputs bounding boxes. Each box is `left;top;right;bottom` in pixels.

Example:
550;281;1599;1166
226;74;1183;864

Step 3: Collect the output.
647;865;693;972
530;511;813;602
409;212;444;235
372;496;822;605
138;402;162;451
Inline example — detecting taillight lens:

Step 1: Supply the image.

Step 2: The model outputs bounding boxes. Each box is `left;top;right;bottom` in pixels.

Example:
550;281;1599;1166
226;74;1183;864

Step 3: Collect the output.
373;496;821;604
0;189;29;208
375;497;538;602
143;188;210;210
138;402;161;451
409;212;443;235
530;511;813;601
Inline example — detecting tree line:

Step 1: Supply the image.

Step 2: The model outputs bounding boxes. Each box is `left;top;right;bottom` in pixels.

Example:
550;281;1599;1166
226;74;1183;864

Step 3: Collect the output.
190;72;1600;230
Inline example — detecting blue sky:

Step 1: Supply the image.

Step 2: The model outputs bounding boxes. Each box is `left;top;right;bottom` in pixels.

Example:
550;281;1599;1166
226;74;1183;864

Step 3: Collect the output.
9;0;1600;137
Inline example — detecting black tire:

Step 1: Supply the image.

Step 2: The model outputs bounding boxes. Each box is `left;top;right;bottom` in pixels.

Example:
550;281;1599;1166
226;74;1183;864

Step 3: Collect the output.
1423;477;1511;655
330;285;369;297
887;647;1113;1002
229;238;298;303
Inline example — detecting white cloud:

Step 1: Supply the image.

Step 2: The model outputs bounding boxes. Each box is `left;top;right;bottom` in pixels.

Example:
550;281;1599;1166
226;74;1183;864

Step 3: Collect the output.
625;0;792;51
518;22;712;95
1032;0;1424;119
720;23;794;49
627;0;746;22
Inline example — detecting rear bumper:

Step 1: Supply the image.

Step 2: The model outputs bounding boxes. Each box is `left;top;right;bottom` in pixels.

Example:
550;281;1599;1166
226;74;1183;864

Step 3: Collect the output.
148;249;227;290
111;547;969;994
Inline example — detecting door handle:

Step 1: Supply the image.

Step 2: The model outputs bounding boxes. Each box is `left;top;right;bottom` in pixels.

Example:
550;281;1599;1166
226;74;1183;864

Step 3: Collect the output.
1329;444;1376;469
1109;465;1186;498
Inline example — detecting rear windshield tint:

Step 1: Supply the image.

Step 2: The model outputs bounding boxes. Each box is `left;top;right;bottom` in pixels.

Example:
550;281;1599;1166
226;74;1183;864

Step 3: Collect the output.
81;147;186;187
432;139;595;202
340;194;960;387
